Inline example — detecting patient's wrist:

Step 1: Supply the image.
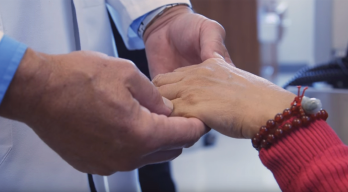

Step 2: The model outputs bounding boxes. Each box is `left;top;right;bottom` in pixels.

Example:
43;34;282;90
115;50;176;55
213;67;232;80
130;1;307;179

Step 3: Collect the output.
242;91;295;139
252;87;327;151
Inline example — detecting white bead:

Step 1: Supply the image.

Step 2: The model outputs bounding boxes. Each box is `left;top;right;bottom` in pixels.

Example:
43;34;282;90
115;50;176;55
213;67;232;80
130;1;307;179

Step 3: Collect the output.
301;96;322;114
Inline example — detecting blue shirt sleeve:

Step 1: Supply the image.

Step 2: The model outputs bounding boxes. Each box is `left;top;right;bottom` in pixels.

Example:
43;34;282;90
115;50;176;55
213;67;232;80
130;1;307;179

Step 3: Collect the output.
0;35;28;104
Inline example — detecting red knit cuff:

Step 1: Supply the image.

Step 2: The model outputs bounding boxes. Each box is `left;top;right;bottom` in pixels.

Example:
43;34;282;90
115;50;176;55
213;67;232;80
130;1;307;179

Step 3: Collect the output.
259;120;344;191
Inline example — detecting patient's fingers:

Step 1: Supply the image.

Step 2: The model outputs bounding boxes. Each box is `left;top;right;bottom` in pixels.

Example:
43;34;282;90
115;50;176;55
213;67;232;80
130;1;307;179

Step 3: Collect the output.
171;98;207;129
171;98;187;117
153;72;185;87
157;82;185;100
173;64;199;73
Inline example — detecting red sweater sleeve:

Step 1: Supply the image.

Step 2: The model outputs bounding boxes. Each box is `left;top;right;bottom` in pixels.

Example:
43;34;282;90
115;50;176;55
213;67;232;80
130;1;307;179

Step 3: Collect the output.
259;120;348;192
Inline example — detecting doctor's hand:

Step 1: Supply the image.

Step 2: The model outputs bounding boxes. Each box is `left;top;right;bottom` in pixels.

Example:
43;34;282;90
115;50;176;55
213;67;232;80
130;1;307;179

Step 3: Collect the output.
143;5;232;79
153;58;295;139
0;49;207;175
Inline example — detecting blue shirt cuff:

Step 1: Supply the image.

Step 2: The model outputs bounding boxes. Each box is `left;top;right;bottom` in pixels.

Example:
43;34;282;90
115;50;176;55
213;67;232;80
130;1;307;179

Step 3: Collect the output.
130;14;149;39
0;35;28;104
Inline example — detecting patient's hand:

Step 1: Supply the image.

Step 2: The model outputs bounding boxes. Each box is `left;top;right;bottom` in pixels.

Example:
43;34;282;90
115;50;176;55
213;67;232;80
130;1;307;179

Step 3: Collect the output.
153;58;295;138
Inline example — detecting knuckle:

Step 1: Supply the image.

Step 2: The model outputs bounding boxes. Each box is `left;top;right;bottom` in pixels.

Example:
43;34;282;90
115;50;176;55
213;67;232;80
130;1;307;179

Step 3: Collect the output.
210;20;226;35
177;86;207;107
203;19;226;36
182;91;199;106
152;74;164;86
194;66;214;76
204;58;225;67
123;62;137;73
121;63;140;81
122;59;137;67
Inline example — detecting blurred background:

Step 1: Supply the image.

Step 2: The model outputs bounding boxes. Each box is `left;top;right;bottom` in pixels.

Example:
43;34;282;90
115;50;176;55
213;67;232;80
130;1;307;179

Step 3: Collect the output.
170;0;348;191
115;0;348;191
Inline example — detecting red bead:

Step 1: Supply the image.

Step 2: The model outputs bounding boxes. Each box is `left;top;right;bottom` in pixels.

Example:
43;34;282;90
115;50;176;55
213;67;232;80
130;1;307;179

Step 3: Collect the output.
274;128;283;138
282;123;292;133
309;114;317;122
274;113;284;123
266;120;276;129
290;105;299;115
259;126;269;136
252;133;262;144
252;137;261;147
292;118;302;128
301;116;310;126
254;133;262;140
283;108;292;118
321;110;328;121
316;111;323;120
260;139;270;149
267;134;276;143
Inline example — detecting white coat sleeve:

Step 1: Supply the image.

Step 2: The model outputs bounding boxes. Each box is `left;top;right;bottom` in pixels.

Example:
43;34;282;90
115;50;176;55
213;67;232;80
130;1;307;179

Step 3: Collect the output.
106;0;191;50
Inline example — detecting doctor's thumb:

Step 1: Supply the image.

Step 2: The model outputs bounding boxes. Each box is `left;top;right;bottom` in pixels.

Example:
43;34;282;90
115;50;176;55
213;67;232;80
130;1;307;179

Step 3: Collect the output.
199;21;234;65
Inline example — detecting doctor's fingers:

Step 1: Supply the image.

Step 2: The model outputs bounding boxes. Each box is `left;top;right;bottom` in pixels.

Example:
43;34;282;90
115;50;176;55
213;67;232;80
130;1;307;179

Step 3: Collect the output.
152;71;186;87
199;20;233;65
152;64;208;87
127;67;172;116
145;112;208;151
157;81;188;101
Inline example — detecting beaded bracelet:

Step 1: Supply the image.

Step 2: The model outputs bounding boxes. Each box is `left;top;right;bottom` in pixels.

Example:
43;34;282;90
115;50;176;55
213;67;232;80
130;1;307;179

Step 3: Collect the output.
252;86;329;151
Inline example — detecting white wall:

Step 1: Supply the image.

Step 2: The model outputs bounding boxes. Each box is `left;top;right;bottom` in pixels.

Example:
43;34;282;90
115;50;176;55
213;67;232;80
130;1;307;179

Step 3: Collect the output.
332;0;348;54
277;0;316;65
314;0;333;64
277;0;347;66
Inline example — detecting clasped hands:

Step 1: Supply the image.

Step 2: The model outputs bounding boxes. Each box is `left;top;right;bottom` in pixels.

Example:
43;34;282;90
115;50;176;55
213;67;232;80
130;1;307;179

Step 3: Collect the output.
147;5;294;139
0;6;295;176
153;57;295;139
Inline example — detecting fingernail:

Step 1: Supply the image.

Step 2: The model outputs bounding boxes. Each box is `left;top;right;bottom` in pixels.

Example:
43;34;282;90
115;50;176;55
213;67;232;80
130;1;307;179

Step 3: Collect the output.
162;97;174;111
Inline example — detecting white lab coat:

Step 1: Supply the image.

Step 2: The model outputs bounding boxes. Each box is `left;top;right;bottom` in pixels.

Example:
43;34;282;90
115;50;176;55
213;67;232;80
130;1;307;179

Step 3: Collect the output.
0;0;190;191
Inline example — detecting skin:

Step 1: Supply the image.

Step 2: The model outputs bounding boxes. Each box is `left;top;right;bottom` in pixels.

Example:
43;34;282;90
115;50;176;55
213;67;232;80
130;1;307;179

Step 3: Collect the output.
0;49;207;175
153;58;296;139
144;5;233;78
0;5;229;175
